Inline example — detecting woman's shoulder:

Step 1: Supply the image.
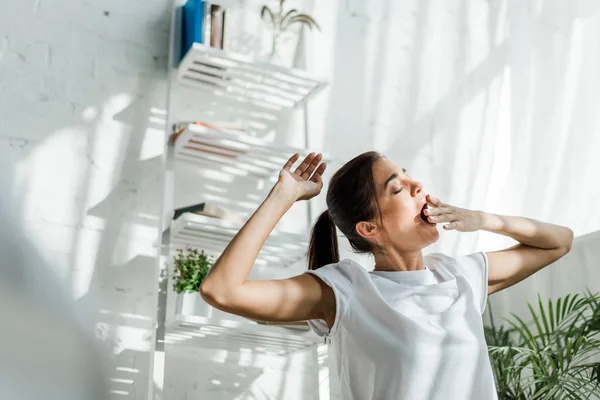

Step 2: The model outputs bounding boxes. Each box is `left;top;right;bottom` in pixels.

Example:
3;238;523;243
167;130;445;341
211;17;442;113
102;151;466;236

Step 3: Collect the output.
425;251;488;280
425;251;486;265
310;258;366;275
305;258;369;285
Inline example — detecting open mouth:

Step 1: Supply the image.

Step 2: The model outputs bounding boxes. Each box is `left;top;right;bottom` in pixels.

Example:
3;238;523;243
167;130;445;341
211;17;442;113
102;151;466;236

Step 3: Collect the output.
420;203;431;223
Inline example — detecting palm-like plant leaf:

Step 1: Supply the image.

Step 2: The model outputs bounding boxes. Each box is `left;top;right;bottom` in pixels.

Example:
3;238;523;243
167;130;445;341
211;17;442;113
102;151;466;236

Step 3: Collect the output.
486;292;600;399
282;14;321;31
261;5;275;26
280;9;298;27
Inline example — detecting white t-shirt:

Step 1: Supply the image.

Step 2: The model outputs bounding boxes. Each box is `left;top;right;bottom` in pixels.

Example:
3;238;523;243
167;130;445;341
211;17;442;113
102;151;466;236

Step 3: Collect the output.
305;252;497;400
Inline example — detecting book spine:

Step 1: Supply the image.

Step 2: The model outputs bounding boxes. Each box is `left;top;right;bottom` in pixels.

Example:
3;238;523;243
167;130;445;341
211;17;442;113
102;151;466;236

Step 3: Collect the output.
181;0;205;60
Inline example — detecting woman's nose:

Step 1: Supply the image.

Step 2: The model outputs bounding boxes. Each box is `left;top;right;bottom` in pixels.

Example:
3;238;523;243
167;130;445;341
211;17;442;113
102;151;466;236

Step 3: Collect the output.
411;180;423;197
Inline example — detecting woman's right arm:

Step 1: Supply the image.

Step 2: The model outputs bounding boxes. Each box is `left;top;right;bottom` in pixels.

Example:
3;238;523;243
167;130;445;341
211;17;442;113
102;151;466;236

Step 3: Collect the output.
199;153;336;327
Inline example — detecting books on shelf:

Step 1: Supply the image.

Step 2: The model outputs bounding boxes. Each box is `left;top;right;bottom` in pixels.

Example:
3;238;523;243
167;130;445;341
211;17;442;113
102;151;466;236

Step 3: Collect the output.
173;121;248;140
173;202;246;223
181;0;229;61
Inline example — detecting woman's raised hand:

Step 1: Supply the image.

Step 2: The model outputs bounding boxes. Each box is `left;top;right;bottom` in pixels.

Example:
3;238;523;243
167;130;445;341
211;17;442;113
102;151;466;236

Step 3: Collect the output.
274;152;327;202
425;194;484;232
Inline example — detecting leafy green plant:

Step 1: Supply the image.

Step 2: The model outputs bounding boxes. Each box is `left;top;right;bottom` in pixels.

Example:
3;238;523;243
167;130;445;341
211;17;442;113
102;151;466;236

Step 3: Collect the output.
486;291;600;400
260;0;320;58
172;248;213;294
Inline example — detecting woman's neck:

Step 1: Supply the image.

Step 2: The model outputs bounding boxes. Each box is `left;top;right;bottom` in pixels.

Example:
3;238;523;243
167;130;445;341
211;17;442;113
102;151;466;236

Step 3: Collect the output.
373;251;426;272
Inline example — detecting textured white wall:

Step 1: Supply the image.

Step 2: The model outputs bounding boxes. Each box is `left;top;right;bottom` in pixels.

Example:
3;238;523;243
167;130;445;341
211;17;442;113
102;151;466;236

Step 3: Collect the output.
0;0;171;398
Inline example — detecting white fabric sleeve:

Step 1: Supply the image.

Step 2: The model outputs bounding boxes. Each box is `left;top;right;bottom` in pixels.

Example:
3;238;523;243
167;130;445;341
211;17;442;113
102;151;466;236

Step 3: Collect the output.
303;262;355;337
455;251;489;314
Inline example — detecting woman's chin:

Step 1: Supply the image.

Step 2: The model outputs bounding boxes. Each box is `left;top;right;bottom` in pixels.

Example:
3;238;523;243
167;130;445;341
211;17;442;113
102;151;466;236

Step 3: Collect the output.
420;220;440;243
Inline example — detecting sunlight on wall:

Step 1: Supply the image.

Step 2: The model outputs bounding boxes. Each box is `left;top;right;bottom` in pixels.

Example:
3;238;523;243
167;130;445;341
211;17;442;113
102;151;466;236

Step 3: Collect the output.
304;0;339;152
540;19;583;218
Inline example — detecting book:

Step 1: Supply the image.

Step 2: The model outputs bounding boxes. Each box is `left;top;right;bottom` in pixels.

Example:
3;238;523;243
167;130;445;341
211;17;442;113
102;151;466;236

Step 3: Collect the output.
209;4;226;49
171;120;249;143
181;0;205;59
181;1;227;59
173;202;245;223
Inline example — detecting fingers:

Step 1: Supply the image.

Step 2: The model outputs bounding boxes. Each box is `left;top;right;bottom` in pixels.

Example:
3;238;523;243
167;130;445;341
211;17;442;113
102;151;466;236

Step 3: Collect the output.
292;152;314;175
427;213;455;224
424;206;452;217
292;152;325;179
283;153;300;171
310;162;327;183
294;153;315;175
300;153;323;179
423;194;466;231
443;222;461;231
426;194;442;207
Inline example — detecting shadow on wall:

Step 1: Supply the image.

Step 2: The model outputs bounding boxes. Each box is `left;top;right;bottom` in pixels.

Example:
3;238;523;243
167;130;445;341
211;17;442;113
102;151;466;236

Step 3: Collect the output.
163;340;322;400
1;27;170;400
164;345;265;399
75;93;168;398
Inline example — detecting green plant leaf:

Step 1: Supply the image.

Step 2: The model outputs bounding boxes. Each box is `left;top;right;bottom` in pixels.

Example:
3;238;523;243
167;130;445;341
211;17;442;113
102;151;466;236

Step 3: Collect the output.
171;248;214;294
528;302;547;346
487;292;600;399
280;8;298;26
549;297;555;331
537;293;552;340
261;5;275;26
282;14;321;32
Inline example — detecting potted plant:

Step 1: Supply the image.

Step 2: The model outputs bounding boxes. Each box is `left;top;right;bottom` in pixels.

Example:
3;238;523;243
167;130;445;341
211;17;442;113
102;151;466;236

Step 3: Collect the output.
485;291;600;399
260;0;320;64
172;248;214;317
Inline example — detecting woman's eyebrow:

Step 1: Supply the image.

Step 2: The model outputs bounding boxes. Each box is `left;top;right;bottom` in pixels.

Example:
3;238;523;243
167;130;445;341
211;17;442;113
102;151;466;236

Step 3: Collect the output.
383;168;407;189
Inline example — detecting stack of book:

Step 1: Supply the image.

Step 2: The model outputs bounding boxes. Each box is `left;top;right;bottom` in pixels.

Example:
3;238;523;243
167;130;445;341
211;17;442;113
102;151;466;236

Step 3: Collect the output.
182;0;228;59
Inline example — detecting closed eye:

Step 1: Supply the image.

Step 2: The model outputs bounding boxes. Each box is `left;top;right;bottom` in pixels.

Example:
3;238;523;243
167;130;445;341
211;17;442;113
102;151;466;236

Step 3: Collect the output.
394;188;403;194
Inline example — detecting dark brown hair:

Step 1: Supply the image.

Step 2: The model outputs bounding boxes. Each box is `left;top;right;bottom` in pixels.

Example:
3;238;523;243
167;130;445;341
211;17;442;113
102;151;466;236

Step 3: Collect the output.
307;151;385;270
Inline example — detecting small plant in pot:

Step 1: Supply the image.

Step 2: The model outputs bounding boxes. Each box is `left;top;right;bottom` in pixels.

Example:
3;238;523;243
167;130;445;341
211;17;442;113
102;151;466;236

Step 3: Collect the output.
172;248;213;294
260;0;320;63
172;248;214;317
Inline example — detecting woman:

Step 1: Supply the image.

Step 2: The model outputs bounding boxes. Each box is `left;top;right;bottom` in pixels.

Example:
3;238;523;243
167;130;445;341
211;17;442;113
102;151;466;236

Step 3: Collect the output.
200;151;573;400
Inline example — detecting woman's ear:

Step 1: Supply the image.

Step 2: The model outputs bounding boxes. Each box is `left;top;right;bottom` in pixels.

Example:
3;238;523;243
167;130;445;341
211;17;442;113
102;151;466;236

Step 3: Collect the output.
355;221;380;240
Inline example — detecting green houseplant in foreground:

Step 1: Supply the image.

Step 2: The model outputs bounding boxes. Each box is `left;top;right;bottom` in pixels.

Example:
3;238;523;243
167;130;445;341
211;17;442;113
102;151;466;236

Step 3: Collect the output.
172;248;213;294
485;291;600;399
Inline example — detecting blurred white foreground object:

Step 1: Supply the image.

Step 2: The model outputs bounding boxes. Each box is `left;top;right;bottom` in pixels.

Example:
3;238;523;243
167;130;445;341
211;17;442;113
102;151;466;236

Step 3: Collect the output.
0;191;108;400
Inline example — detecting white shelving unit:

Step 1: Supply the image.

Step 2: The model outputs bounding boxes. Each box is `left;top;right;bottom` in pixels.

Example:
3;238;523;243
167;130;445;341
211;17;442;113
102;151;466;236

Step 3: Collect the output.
178;43;326;110
165;314;319;355
173;122;331;180
150;3;329;399
170;213;308;268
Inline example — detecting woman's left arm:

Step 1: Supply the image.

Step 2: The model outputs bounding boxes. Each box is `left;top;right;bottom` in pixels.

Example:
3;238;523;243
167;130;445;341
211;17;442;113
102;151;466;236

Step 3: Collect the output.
425;195;574;295
479;213;573;295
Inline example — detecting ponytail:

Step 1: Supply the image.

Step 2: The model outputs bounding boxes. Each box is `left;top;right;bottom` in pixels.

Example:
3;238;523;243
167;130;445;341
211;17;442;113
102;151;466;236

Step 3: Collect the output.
307;210;340;270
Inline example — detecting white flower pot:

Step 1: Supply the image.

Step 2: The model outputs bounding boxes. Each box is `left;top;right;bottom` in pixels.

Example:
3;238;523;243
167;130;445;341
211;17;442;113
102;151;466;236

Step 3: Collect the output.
176;292;213;318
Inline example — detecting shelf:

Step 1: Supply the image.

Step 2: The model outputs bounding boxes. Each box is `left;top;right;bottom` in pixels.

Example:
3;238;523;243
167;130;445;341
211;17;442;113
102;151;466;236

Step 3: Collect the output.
173;123;332;180
177;43;326;110
165;314;320;355
170;213;308;268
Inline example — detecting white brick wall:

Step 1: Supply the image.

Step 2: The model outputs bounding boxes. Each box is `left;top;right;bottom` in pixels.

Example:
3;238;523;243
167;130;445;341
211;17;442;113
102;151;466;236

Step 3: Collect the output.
0;0;171;398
